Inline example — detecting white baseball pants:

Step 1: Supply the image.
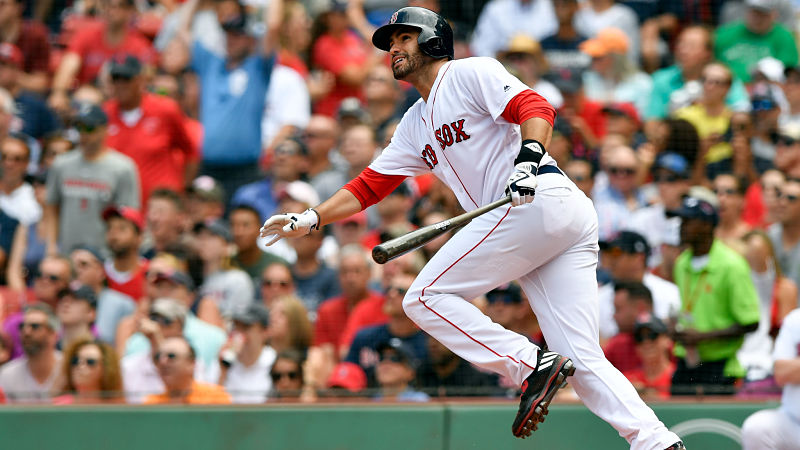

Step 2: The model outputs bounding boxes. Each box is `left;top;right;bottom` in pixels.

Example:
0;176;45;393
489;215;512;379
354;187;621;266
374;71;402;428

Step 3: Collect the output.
403;172;681;450
742;408;800;450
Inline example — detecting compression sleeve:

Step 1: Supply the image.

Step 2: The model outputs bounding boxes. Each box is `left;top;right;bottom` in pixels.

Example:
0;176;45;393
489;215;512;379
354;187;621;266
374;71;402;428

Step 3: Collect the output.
342;168;407;210
501;89;556;127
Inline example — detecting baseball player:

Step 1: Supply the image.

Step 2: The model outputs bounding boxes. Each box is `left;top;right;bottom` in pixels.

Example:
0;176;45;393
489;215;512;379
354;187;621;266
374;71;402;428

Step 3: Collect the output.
260;7;684;448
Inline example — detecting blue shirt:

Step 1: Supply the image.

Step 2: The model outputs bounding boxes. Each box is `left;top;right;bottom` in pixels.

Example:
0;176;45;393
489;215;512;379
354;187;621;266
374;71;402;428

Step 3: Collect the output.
346;325;429;386
231;178;278;220
191;41;275;165
15;92;60;140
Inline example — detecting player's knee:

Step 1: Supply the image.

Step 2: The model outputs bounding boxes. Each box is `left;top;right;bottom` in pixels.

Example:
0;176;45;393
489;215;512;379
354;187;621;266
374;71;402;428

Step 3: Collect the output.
741;410;777;450
401;286;425;320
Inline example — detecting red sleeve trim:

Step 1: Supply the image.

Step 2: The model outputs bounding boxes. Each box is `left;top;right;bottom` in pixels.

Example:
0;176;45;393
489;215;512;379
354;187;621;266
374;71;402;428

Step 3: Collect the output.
342;168;407;210
501;90;556;127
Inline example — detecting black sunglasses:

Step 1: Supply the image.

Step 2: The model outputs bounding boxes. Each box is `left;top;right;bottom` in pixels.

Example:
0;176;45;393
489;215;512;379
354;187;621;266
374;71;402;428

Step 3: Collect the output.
380;353;406;364
384;286;408;296
1;153;27;163
714;188;737;196
71;356;100;367
18;321;46;331
75;123;98;134
486;293;521;305
37;273;63;283
153;351;180;363
634;330;661;344
778;191;800;202
262;279;290;288
149;313;174;326
654;173;682;183
271;371;300;382
609;167;636;177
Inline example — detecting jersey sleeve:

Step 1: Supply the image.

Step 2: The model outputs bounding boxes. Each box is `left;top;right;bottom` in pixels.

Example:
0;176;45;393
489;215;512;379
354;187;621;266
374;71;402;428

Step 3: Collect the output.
457;57;532;122
773;310;800;360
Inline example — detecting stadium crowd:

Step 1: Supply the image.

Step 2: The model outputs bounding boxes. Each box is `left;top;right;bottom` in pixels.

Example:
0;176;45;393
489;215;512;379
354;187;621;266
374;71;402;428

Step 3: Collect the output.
0;1;797;434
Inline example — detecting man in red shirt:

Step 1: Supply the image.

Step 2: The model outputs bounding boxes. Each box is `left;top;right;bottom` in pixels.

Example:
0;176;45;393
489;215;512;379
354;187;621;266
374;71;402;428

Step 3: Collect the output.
104;55;198;205
49;0;156;112
0;0;50;94
102;205;148;302
603;281;655;373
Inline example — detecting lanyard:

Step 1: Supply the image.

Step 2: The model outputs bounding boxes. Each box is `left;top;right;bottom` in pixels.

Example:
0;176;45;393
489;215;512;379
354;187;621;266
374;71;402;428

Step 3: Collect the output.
682;271;708;314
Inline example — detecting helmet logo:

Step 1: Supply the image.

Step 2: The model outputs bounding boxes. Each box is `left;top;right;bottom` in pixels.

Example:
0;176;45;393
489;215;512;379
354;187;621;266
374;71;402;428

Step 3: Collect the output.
390;11;398;24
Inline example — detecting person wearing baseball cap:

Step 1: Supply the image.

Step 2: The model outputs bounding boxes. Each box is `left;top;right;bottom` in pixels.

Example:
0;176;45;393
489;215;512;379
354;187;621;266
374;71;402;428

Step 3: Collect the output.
622;315;675;400
667;196;761;395
102;205;148;302
218;303;275;403
601;102;642;147
55;285;98;351
374;337;429;402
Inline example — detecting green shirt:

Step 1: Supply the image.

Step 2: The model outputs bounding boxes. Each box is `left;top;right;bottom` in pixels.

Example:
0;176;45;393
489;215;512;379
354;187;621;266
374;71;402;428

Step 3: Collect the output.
646;65;750;120
673;240;760;377
714;22;798;83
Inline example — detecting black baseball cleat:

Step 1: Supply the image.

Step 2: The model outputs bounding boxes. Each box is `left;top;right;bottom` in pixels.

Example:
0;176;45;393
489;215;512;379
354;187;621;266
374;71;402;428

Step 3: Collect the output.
511;350;575;438
665;442;686;449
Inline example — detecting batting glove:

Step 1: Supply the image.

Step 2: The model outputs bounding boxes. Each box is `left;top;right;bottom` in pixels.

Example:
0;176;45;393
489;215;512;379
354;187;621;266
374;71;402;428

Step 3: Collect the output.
259;209;320;246
505;162;538;206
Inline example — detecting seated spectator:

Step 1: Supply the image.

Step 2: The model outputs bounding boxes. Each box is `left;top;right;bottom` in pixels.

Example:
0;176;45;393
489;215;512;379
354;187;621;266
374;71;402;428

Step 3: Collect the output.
55;285;96;351
314;245;383;354
781;65;800;128
332;211;369;251
0;303;61;403
290;229;340;315
417;334;500;397
564;158;596;199
623;316;675;401
69;246;135;346
230;204;288;289
485;282;543;346
54;337;123;404
668;197;760;396
218;304;276;404
102;205;148;302
540;0;590;73
269;349;306;399
121;298;218;403
374;338;429;403
144;335;231;404
749;89;781;171
741;308;800;450
324;361;367;398
579;28;651;116
768;178;800;292
259;262;296;308
601;103;644;148
593;145;649;241
345;271;428;386
603;281;654;373
193;219;253;319
185;176;225;226
142;189;187;260
268;295;312;356
713;174;752;251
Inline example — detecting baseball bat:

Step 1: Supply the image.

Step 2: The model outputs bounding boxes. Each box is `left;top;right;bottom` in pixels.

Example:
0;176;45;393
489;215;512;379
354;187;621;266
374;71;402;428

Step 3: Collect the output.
372;195;512;264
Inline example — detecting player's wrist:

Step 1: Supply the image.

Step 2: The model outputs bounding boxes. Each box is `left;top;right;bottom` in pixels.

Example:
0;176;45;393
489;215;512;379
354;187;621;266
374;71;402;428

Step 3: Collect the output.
306;208;321;230
515;139;546;172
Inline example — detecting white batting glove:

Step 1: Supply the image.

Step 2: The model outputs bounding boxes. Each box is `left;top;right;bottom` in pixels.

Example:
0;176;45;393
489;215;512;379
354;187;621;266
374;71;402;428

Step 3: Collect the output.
504;162;538;206
259;209;320;246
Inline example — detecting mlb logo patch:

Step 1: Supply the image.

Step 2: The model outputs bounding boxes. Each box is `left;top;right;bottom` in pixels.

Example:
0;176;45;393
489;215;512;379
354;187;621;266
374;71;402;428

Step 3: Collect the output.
390;11;398;23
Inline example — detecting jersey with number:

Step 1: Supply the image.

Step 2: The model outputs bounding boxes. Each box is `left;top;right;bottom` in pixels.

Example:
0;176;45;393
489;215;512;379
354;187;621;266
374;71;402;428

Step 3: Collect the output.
368;57;555;211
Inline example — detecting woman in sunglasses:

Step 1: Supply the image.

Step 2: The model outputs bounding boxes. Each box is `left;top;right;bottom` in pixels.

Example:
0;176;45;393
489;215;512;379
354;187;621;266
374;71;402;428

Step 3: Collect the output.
268;349;305;399
53;337;123;404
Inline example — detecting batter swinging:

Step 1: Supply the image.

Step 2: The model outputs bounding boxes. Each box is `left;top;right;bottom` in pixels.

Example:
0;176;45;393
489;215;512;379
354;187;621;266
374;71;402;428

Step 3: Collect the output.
260;7;684;449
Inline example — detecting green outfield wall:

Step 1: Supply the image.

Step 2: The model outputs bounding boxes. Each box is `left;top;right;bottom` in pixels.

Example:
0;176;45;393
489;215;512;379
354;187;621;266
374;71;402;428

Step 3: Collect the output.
0;401;775;449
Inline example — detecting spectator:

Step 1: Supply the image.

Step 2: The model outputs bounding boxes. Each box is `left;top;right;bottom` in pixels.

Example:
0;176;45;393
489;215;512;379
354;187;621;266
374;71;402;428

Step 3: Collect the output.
374;338;429;402
540;0;590;72
44;102;140;256
739;230;798;382
713;174;751;250
714;0;798;83
705;111;761;184
192;219;253;319
598;231;681;340
262;63;311;152
603;281;654;372
102;206;147;302
314;244;383;353
55;285;97;351
741;307;800;449
144;335;231;404
269;349;305;399
780;65;800;128
277;1;312;78
768;178;800;291
218;303;276;404
103;54;198;205
470;0;557;58
324;360;367;397
346;271;427;385
564;158;596;198
339;123;379;182
0;303;61;403
230;204;288;288
177;0;283;201
417;333;500;397
185;176;225;226
601;103;643;148
574;0;639;60
668;196;760;396
142;188;186;260
54;337;123;404
268;295;312;355
646;25;750;121
0;44;59;140
744;168;786;230
290;229;340;315
69;246;135;346
2;255;71;360
304;115;345;203
485;282;543;345
363;65;403;141
332;211;369;252
497;35;563;109
622;316;675;401
362;182;415;250
259;262;296;308
121;297;220;403
593;145;648;240
310;1;376;117
773;124;800;179
0;135;40;227
49;0;156;113
0;0;49;94
579;27;651;116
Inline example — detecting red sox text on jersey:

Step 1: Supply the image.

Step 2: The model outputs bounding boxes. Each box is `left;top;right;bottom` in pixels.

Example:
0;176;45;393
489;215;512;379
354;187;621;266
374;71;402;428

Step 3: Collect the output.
421;119;470;169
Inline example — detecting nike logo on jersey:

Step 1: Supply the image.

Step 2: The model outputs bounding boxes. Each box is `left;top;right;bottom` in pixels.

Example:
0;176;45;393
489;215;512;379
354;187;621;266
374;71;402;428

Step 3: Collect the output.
434;119;471;150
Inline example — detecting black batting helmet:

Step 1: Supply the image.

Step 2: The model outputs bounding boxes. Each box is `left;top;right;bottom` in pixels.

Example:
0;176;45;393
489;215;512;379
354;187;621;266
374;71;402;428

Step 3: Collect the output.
371;7;454;61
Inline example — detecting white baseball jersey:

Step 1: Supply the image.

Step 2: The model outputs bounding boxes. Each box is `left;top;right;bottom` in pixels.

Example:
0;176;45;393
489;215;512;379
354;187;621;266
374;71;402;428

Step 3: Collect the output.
774;309;800;423
368;57;554;211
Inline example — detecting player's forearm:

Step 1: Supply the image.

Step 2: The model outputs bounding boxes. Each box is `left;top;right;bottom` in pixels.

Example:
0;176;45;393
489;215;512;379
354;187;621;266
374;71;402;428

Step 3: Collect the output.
774;358;800;386
519;117;553;149
314;189;363;227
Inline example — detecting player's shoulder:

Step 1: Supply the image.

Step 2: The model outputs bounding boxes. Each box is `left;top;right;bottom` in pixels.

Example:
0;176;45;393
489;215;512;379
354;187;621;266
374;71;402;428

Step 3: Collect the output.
449;57;505;73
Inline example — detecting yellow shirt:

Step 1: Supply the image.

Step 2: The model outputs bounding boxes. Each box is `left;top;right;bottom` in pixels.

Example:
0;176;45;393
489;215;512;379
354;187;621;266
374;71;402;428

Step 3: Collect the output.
674;104;733;163
144;381;232;405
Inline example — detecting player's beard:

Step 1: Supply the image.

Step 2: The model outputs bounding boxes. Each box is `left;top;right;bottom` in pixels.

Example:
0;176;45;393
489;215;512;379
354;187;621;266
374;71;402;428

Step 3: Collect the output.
392;49;428;80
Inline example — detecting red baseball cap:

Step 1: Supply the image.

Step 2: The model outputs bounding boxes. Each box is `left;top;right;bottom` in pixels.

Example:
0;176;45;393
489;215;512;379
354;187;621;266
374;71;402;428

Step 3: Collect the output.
0;43;23;69
102;205;144;232
601;102;641;127
326;362;367;392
